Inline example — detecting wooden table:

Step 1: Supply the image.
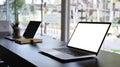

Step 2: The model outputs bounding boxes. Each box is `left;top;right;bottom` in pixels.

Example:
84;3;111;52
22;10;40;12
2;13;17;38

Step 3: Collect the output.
0;36;119;67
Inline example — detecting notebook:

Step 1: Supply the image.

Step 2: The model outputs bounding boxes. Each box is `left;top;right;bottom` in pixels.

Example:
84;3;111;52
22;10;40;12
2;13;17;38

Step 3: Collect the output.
5;21;42;44
40;22;111;61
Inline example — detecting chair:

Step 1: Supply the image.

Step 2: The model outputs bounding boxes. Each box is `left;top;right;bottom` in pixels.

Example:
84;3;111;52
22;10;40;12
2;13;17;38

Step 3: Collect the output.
0;20;13;38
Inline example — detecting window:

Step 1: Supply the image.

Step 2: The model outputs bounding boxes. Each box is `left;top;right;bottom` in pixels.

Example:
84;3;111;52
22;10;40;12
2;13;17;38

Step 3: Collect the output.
69;0;120;54
42;0;61;39
4;0;61;40
20;0;61;40
0;0;6;20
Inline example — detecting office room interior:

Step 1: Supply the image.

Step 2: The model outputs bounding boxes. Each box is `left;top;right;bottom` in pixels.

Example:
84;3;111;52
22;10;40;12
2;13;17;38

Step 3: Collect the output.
0;0;120;67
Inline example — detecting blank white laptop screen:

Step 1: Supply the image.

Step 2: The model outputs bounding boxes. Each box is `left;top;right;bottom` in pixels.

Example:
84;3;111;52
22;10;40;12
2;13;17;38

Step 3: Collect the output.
68;23;110;53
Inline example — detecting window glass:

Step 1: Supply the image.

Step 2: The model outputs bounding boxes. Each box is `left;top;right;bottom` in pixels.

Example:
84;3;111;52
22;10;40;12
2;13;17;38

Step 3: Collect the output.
0;0;6;20
69;0;120;54
6;0;61;40
42;0;61;39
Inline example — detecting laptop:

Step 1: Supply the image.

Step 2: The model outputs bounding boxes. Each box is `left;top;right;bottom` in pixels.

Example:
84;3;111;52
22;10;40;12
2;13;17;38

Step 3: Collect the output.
40;22;111;61
5;21;41;41
23;21;41;38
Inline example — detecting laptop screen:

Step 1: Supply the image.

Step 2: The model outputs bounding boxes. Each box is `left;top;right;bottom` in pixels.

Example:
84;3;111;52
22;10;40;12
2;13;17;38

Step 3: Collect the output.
23;21;41;38
68;22;111;53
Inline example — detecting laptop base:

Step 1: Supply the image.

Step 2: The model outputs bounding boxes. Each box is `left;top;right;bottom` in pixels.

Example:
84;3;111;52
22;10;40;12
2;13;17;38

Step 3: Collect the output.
40;51;96;63
40;48;96;62
5;36;20;41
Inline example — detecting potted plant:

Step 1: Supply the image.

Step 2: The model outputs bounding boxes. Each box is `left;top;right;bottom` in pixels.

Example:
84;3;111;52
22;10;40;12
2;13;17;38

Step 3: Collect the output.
11;0;25;38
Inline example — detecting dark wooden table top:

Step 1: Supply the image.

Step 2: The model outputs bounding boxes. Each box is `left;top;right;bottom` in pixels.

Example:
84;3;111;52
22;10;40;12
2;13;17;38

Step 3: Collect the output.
0;36;120;67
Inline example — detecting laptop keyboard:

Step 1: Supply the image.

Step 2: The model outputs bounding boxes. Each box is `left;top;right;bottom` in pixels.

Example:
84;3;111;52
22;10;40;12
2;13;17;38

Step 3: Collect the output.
54;48;89;56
